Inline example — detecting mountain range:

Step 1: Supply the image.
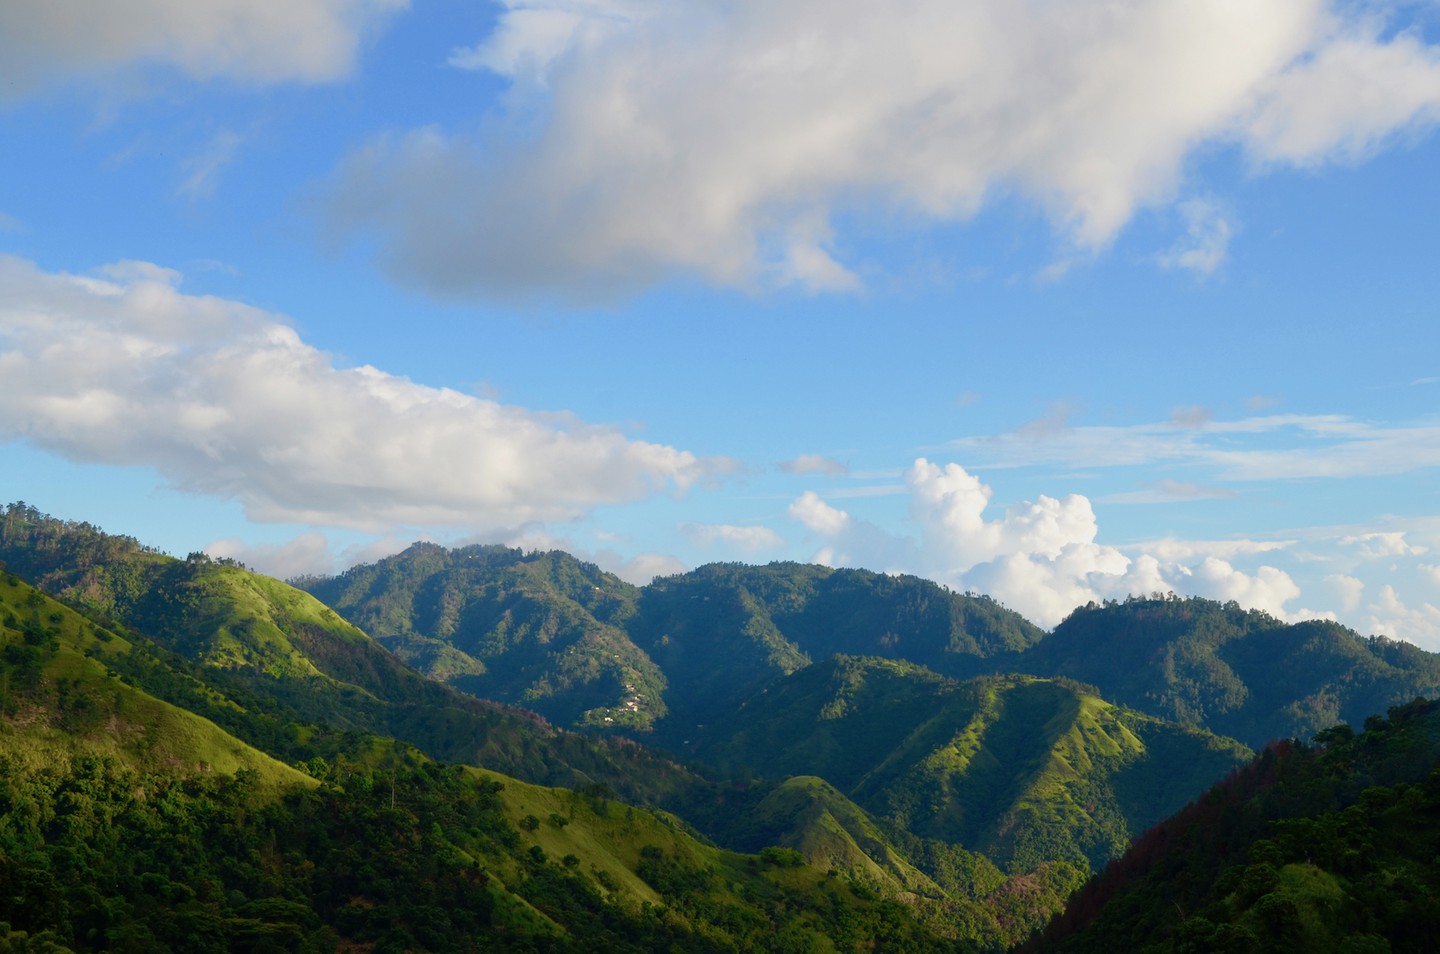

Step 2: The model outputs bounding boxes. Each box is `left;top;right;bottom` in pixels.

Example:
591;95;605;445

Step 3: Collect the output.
4;501;1440;951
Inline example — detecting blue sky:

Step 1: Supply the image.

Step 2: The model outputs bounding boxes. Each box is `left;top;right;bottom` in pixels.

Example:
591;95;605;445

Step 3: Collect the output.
3;0;1440;645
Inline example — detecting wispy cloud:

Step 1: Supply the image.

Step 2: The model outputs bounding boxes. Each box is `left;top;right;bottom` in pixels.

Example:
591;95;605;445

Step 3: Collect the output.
953;412;1440;481
681;522;784;552
1156;197;1235;275
179;129;244;200
779;453;848;476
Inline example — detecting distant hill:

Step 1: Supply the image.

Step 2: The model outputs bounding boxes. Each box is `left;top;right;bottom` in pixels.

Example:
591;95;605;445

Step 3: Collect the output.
300;552;1046;745
300;542;664;731
1020;596;1440;747
1034;697;1440;953
691;656;1251;873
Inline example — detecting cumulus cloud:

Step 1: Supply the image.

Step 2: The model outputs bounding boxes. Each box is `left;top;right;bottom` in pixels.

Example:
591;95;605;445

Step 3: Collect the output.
327;0;1440;300
681;522;784;552
0;254;720;531
1366;584;1440;649
0;0;405;99
788;491;851;537
1325;573;1366;612
785;458;1303;628
779;453;848;476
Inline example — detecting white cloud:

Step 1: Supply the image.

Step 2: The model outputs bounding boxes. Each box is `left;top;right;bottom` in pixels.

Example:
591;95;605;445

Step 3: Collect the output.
788;491;850;537
781;457;1319;628
205;532;335;580
0;0;406;99
1132;538;1292;563
1243;23;1440;165
599;551;687;585
328;1;1440;300
681;522;784;552
1342;531;1427;559
1325;573;1365;612
0;254;721;531
1365;584;1440;649
779;453;848;476
1423;564;1440;587
1100;479;1237;504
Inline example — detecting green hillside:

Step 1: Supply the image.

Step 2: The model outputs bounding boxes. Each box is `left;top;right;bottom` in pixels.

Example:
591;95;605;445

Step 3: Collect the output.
1036;697;1440;953
1024;595;1440;747
0;569;307;789
0;514;970;952
301;542;664;731
299;551;1045;746
694;658;1251;872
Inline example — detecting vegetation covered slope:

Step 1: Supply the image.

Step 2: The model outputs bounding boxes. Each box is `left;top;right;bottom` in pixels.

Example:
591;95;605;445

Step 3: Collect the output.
1022;596;1440;747
1034;697;1440;954
692;656;1251;874
0;743;970;952
300;542;664;731
0;568;307;788
0;505;726;812
298;550;1045;745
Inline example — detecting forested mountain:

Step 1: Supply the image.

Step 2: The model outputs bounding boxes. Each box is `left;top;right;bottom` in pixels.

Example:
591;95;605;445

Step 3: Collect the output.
302;551;1045;745
0;506;970;952
296;545;1440;756
7;503;1440;951
299;543;662;731
1031;697;1440;953
691;657;1250;873
1021;596;1440;747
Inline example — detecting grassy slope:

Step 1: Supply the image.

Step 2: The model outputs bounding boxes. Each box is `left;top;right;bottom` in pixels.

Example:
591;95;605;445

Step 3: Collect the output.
695;658;1250;873
0;571;308;789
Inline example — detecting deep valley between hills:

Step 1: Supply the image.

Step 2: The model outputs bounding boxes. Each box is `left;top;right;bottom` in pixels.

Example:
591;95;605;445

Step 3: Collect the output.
2;501;1439;952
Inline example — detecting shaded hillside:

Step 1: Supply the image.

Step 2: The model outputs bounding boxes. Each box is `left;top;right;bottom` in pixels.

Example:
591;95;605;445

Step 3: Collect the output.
1035;697;1440;953
300;543;664;731
1023;596;1440;747
692;657;1251;874
631;562;1043;738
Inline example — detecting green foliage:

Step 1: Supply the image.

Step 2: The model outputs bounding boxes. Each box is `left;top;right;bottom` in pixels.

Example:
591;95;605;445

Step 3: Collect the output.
1038;698;1440;953
1028;596;1440;747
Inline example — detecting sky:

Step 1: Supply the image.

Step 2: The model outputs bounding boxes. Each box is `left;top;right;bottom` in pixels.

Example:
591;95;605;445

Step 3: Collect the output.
3;1;1440;646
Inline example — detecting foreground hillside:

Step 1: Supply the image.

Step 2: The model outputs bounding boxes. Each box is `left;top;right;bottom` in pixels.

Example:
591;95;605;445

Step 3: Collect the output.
0;534;966;951
1033;697;1440;953
9;503;1440;950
